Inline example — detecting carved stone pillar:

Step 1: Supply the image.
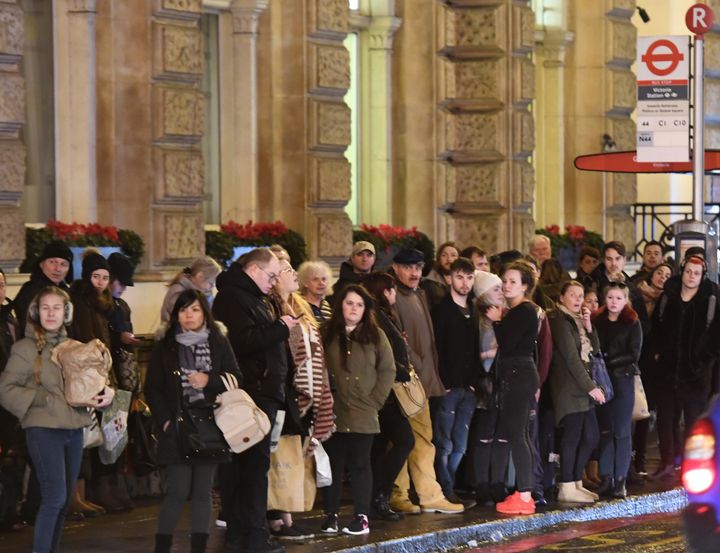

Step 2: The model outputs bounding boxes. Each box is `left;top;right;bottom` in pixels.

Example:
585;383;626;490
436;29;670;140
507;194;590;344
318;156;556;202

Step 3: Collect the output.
436;0;536;253
305;0;352;263
0;0;26;270
217;0;268;222
54;0;97;223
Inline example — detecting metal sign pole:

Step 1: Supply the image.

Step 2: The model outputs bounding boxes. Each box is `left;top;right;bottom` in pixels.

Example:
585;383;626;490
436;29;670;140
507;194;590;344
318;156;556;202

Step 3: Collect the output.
693;34;705;221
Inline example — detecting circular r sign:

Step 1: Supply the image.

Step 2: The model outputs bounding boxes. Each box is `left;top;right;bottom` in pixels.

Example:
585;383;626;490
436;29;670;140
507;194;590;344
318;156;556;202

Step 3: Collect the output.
686;3;714;35
641;39;685;77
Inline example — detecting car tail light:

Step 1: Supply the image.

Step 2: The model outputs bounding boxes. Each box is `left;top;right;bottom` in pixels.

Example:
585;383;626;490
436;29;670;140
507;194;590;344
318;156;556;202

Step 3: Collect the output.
683;418;717;494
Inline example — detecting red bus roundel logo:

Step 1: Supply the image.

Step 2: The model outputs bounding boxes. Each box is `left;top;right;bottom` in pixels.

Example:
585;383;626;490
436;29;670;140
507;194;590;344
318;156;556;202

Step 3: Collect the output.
641;39;685;77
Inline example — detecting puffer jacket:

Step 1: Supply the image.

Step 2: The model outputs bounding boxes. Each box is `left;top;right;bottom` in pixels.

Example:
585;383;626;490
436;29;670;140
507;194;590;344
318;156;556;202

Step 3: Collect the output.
0;326;91;430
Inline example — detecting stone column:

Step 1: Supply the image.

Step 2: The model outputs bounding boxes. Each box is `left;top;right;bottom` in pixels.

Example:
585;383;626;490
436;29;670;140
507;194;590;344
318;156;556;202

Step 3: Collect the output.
357;4;401;225
435;0;536;253
53;0;97;223
0;1;26;270
217;0;268;222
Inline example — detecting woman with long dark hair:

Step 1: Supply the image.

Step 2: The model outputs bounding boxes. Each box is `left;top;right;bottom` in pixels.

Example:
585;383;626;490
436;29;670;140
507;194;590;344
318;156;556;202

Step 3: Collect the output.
593;282;643;499
145;289;242;553
320;284;395;536
486;262;540;515
363;272;415;521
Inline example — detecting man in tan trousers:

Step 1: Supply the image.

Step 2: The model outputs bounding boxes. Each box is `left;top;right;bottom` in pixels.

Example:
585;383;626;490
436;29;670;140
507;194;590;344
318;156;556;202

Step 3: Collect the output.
389;248;464;514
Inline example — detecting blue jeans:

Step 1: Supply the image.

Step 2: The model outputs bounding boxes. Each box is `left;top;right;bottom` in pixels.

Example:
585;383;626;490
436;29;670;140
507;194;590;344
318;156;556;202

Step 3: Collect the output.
25;427;83;553
597;373;634;479
432;387;477;495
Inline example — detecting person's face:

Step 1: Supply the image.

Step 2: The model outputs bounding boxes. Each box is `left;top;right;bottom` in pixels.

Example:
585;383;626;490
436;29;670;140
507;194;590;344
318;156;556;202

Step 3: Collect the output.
603;248;625;275
276;261;299;295
178;299;205;331
438;247;459;272
450;270;474;297
40;257;70;285
579;255;599;275
383;286;397;306
304;272;329;298
191;271;215;293
0;273;6;304
342;291;365;327
650;266;671;290
252;257;280;295
559;285;584;314
351;250;375;273
111;280;126;298
605;288;628;315
643;245;663;269
502;269;527;301
38;293;66;332
682;262;704;290
530;241;551;264
583;292;599;312
471;253;489;272
393;263;423;290
90;269;110;293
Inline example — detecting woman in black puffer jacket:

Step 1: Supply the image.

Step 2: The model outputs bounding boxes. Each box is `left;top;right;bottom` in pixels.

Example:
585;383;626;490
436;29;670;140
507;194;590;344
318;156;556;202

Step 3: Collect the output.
363;272;415;521
592;282;642;500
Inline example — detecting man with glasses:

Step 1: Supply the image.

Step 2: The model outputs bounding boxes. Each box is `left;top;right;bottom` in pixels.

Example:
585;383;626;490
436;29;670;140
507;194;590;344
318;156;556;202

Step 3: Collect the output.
213;248;298;553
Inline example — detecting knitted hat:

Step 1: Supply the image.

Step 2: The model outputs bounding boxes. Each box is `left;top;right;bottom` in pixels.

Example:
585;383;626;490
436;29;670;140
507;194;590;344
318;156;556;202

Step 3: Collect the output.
473;270;502;298
39;240;73;264
81;252;110;281
108;252;135;286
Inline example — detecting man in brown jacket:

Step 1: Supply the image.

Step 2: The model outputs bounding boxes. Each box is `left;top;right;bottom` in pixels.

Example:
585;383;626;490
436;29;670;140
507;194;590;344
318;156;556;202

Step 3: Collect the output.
389;248;464;514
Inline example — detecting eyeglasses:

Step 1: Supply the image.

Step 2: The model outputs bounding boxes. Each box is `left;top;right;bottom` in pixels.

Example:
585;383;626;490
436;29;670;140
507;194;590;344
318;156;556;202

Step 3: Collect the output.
258;266;279;283
280;267;296;275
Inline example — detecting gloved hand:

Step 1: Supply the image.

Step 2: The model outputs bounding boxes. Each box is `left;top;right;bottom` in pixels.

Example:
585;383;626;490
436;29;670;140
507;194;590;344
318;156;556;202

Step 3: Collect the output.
395;368;412;383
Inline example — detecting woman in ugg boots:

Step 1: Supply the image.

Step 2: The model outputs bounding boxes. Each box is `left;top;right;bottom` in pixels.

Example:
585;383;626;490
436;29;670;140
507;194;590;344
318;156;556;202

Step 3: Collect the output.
548;281;606;504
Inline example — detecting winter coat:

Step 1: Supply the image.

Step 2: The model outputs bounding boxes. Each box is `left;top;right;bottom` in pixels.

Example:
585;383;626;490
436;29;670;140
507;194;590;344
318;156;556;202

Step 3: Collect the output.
144;323;242;465
323;328;395;434
547;309;600;424
69;279;113;348
431;292;480;389
375;308;411;380
421;268;449;310
0;300;18;373
593;306;642;378
13;269;70;338
212;264;289;403
649;277;720;390
0;328;92;430
393;281;446;397
328;261;370;306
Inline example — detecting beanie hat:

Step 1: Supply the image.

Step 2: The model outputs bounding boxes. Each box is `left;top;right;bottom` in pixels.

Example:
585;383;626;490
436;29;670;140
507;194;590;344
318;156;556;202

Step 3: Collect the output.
81;251;110;281
39;240;73;265
108;252;135;286
473;270;502;299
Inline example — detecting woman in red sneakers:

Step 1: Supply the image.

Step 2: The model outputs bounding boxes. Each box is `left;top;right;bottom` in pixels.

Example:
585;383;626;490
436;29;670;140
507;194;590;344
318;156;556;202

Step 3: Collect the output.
486;262;540;515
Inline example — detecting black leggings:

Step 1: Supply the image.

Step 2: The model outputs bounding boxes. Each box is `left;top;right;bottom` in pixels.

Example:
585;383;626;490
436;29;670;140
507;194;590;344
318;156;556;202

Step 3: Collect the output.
491;357;538;492
371;401;415;497
559;410;599;482
323;433;374;516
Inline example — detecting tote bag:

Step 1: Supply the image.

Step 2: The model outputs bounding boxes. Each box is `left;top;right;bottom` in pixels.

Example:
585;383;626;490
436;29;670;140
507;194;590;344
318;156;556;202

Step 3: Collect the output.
589;352;614;403
632;374;651;421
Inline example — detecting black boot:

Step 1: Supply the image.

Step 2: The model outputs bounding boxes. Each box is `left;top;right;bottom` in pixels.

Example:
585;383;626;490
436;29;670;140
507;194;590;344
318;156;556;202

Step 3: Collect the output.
613;476;627;499
154;533;172;553
489;482;508;504
475;482;493;507
371;493;402;521
597;476;614;499
191;532;209;553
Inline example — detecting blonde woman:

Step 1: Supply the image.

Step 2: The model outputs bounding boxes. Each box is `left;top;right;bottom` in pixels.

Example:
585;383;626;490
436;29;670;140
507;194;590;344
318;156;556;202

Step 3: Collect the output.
161;257;222;323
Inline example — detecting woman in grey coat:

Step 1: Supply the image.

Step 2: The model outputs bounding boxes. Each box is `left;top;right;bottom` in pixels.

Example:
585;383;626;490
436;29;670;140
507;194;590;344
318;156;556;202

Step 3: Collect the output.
548;281;605;503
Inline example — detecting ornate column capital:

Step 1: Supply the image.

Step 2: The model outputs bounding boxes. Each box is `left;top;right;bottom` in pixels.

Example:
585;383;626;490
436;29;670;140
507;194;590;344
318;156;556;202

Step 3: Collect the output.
230;0;268;34
535;29;574;67
367;15;402;50
66;0;97;13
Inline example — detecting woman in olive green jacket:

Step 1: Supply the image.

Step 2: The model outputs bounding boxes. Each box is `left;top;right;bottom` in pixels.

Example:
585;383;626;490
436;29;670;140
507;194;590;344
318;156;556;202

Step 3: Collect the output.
548;281;605;504
320;284;395;536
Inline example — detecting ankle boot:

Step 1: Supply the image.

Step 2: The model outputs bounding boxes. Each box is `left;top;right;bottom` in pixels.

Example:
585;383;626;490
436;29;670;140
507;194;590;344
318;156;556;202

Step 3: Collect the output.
93;475;126;513
475;482;493;506
154;533;173;553
71;479;106;518
371;493;401;521
597;476;614;499
613;476;627;499
585;461;602;486
489;482;508;504
191;532;209;553
557;482;594;503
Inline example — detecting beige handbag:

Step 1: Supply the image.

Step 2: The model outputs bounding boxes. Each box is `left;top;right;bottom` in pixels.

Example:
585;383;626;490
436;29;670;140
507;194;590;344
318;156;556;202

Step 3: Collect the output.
392;368;427;418
52;339;112;407
214;374;271;454
632;374;650;421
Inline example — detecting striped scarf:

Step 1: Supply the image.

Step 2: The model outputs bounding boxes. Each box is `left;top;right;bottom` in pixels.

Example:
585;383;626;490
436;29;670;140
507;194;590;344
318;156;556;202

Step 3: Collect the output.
289;323;335;443
176;327;212;404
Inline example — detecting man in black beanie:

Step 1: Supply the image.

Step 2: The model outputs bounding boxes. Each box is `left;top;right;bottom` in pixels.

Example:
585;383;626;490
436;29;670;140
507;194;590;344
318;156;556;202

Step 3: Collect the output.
14;240;74;337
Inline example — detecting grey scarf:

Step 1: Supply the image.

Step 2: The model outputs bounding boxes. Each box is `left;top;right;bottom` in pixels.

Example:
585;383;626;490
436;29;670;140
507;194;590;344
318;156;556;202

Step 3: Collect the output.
175;326;212;404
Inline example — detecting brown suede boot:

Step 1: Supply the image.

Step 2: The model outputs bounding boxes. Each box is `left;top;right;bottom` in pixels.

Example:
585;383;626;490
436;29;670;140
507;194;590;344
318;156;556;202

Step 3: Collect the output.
584;460;602;487
71;479;106;518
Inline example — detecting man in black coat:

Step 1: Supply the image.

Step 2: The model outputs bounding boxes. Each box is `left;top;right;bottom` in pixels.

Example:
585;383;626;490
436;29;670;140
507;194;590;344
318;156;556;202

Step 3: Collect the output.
213;248;298;553
14;240;74;337
328;240;375;303
590;241;646;323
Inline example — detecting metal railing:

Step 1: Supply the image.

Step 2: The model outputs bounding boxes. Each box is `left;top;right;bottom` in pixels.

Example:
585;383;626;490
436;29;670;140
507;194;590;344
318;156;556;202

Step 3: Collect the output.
631;202;720;259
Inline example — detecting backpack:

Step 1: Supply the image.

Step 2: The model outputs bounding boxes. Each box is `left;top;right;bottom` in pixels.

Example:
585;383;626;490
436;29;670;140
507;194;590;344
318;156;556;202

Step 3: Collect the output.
213;374;271;454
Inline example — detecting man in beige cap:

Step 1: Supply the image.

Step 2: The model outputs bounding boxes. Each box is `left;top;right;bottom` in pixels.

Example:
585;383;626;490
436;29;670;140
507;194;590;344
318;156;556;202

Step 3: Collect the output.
329;240;376;301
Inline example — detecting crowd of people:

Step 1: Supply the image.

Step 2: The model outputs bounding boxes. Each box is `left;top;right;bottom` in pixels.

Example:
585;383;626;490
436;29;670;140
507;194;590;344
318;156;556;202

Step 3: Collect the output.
0;233;719;553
